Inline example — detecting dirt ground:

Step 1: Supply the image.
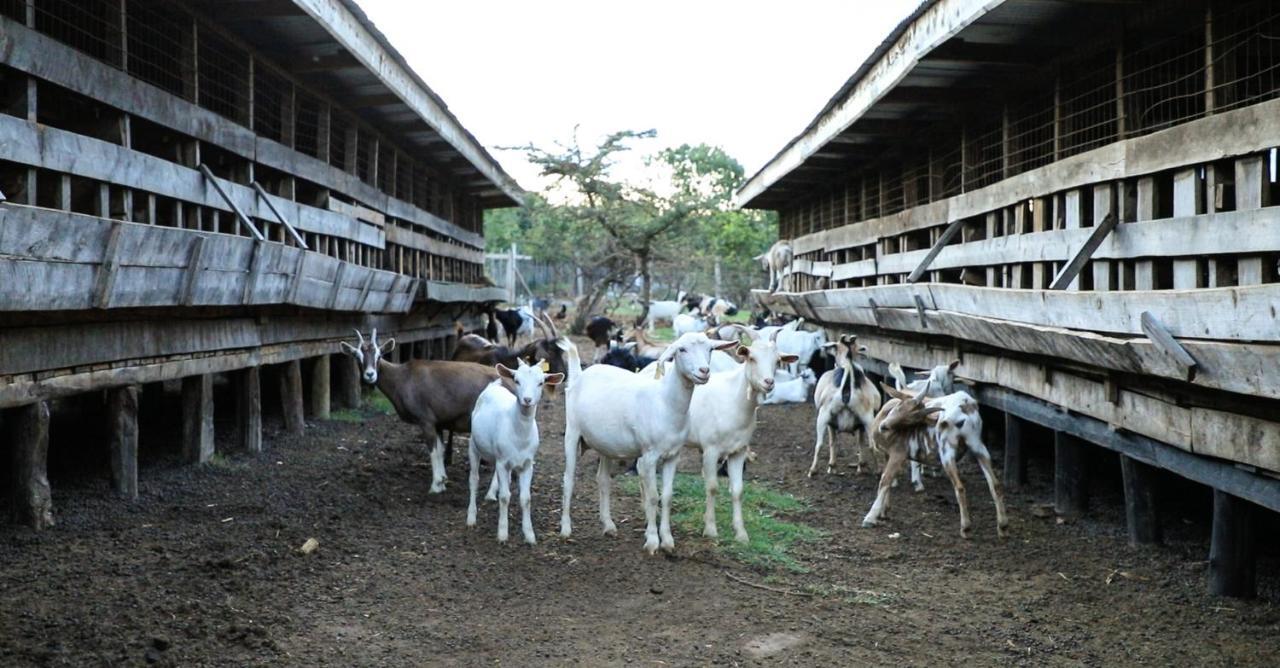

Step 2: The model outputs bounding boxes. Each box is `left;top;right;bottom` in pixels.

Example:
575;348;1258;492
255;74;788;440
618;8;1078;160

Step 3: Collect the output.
2;362;1279;667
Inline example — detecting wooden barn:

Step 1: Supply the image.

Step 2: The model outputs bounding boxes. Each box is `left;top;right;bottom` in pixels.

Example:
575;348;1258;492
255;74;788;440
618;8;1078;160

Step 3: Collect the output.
738;0;1280;597
0;1;520;527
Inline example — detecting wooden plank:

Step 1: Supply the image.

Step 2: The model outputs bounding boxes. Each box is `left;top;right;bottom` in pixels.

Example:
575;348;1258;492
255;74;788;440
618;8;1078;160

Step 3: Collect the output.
181;374;215;464
1049;214;1117;290
1003;412;1027;491
252;181;308;248
1120;455;1161;545
287;251;308;304
356;268;375;311
236;367;263;453
1055;431;1088;517
182;235;207;306
328;262;348;309
309;355;331;420
1140;311;1198;381
199;164;264;241
278;360;305;435
907;218;963;283
93;221;125;309
242;240;267;305
1191;409;1280;474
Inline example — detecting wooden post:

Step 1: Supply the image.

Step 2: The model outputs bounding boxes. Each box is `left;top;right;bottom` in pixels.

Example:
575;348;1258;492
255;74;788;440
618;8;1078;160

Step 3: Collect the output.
5;402;54;529
333;353;362;410
309;355;331;420
106;385;140;500
1119;455;1160;546
1172;169;1201;288
1054;431;1088;517
1235;156;1268;284
1209;490;1256;598
1003;412;1027;492
278;360;305;435
1092;185;1114;290
181;374;214;464
236;367;262;453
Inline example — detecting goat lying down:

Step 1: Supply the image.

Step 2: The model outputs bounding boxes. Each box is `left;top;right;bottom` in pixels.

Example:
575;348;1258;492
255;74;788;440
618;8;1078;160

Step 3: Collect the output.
863;381;1009;538
560;333;736;554
809;334;881;476
467;359;563;545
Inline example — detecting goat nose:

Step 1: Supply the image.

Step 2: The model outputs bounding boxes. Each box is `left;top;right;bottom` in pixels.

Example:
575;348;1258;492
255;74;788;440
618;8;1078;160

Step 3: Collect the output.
698;366;710;375
764;378;775;388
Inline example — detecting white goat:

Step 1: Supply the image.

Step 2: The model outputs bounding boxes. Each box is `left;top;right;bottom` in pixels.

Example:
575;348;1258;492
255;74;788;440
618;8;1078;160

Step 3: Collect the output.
709;349;740;373
863;384;1008;538
889;361;960;492
810;334;881;476
755;240;794;292
467;360;564;544
642;290;687;332
673;309;711;337
775;323;826;376
560;333;735;553
762;368;816;405
687;327;798;542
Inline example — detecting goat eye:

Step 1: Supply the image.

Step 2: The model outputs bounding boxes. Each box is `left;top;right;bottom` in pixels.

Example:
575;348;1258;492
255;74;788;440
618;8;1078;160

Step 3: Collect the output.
679;347;687;354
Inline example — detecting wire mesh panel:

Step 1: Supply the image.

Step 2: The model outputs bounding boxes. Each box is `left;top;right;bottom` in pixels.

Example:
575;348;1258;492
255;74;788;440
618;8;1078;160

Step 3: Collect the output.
328;112;351;171
294;89;322;158
31;0;123;67
126;1;194;99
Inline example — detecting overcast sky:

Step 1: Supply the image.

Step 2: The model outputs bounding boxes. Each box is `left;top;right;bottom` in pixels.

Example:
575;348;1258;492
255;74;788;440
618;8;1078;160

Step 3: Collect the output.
357;1;920;191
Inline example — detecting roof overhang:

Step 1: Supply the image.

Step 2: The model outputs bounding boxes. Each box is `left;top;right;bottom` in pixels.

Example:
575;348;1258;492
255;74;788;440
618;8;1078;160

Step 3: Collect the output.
201;0;524;209
734;0;1144;210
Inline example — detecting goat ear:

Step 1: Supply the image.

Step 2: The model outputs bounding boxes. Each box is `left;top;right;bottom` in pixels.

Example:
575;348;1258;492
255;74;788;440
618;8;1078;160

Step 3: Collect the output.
779;354;800;364
379;338;396;354
948;359;961;372
495;363;515;379
735;345;751;359
544;373;565;385
820;342;838;350
340;341;358;356
713;340;738;351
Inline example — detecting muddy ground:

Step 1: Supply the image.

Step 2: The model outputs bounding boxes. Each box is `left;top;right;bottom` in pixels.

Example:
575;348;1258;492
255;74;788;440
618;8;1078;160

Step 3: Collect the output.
2;362;1279;666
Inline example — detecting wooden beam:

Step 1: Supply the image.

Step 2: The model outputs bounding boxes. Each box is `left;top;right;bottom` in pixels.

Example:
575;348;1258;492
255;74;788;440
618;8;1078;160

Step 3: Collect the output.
236;367;263;453
242;240;267;305
278;360;305;435
181;374;215;464
182;235;207;306
1003;412;1028;492
106;385;140;501
1049;213;1117;289
906;218;963;283
309;355;331;419
93;221;124;308
1209;490;1257;598
1140;311;1198;381
1120;455;1161;545
198;164;265;241
1054;431;1088;517
5;401;54;528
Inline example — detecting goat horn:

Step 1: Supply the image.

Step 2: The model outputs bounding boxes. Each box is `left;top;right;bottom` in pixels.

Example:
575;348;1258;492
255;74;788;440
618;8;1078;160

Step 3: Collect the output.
541;312;560;339
371;328;379;347
353;329;366;347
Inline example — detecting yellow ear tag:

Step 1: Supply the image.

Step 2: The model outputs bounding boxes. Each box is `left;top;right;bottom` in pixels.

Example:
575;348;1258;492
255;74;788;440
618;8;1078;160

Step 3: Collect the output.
540;361;550;372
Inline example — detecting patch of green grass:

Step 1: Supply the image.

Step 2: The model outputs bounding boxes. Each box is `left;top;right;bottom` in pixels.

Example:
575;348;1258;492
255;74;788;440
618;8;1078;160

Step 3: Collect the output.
329;389;395;423
619;472;825;572
802;582;898;607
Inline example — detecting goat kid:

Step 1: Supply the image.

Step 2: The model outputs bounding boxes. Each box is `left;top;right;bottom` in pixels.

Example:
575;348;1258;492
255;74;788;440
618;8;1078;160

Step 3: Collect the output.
342;330;503;494
890;358;962;488
560;334;735;554
688;327;797;542
810;334;881;476
863;383;1008;538
467;359;564;544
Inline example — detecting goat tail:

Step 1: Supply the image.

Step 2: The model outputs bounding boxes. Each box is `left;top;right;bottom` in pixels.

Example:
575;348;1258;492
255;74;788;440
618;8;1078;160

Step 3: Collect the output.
557;337;583;393
888;362;907;390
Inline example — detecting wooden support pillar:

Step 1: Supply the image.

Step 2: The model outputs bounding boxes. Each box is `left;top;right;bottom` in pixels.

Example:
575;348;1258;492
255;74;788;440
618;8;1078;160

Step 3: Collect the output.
278;360;305;435
332;353;362;410
1235;156;1268;285
181;375;214;464
1209;490;1256;598
5;402;54;529
1054;431;1087;517
1119;455;1160;546
236;367;262;453
1092;184;1115;290
309;355;331;420
106;385;140;500
1134;177;1156;289
1003;412;1027;492
1172;168;1202;288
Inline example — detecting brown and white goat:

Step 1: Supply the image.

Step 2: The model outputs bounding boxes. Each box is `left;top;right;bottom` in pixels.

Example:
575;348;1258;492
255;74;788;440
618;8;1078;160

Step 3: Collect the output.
863;382;1008;538
341;329;507;494
809;334;881;476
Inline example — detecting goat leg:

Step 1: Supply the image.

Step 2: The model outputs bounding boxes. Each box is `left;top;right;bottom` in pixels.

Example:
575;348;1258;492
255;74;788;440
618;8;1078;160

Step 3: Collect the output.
701;448;720;539
659;455;679;552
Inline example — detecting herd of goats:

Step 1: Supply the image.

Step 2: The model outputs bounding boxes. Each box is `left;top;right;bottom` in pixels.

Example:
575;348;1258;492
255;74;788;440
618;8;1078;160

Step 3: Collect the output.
339;284;1007;551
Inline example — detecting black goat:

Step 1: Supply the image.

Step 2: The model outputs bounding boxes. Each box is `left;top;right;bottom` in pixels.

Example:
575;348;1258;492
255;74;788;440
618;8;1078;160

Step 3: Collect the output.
585;316;615;349
599;346;656;372
493;308;530;347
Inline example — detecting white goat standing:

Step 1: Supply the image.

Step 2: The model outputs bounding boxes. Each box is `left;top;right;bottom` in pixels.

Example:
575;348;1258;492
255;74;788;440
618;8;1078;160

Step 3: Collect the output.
775;322;826;376
466;359;564;544
560;333;735;553
642;290;687;332
810;334;881;476
673;309;711;337
687;327;798;542
756;240;794;292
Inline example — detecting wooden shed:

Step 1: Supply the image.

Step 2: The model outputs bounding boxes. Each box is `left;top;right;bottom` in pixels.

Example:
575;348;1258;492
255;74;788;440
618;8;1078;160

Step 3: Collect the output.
738;0;1280;597
0;1;520;527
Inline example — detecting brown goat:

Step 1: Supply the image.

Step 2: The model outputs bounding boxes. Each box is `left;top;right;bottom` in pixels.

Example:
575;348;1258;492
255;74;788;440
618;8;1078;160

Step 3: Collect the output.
451;314;569;392
342;329;508;494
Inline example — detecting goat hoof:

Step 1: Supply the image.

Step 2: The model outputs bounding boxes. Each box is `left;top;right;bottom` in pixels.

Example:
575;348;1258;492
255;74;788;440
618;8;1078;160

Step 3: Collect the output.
644;538;660;555
559;527;572;539
429;482;446;494
484;492;497;502
525;534;537;546
997;524;1009;539
703;527;718;539
660;540;675;553
466;516;476;527
861;518;877;528
806;469;816;478
912;483;925;493
497;533;508;544
734;532;749;544
959;527;972;539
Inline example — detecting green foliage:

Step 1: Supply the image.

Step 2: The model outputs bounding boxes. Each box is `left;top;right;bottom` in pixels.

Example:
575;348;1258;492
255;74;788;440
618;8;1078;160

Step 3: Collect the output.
620;473;825;572
329;389;394;423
